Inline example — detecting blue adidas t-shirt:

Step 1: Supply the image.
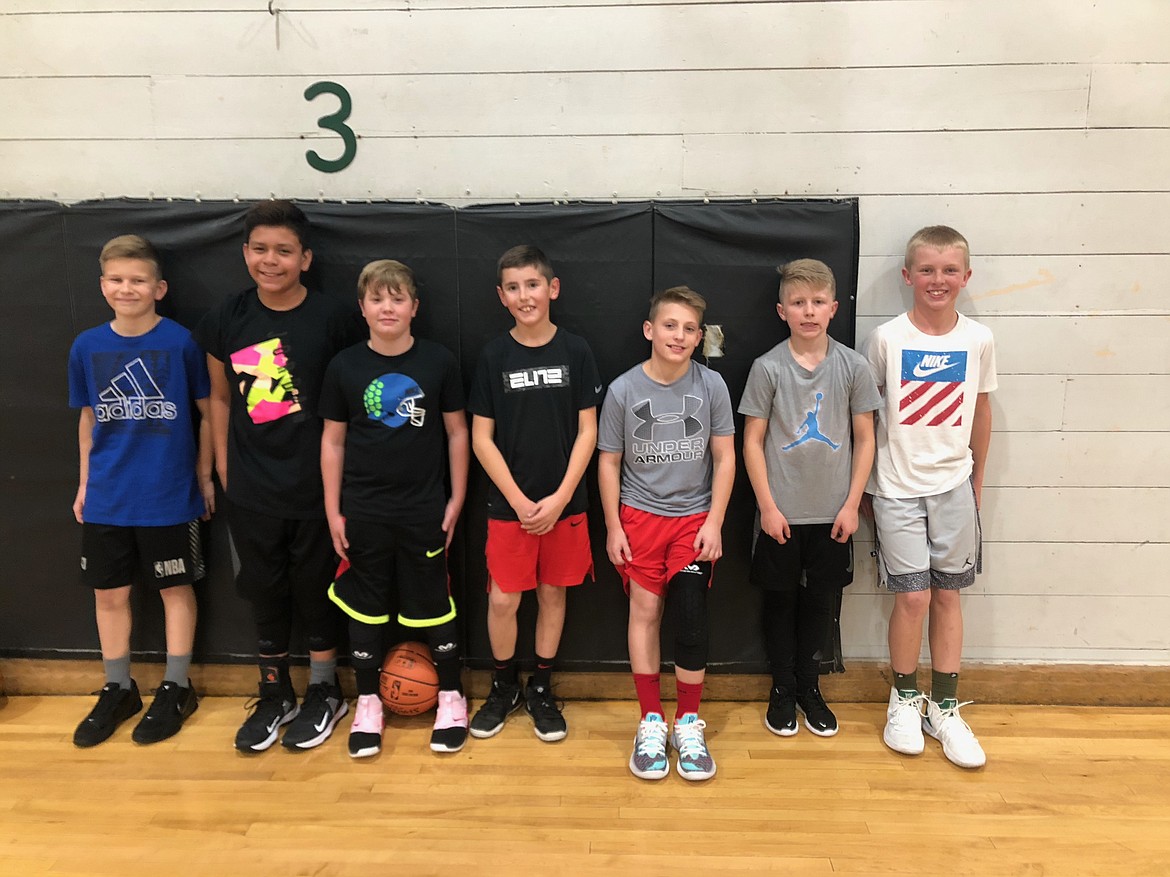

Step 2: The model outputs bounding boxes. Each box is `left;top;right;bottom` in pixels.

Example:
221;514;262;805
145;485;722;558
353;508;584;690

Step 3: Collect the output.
68;318;210;526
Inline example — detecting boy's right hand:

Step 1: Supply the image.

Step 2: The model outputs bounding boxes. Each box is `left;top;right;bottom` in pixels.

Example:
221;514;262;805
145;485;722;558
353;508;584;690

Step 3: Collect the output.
606;527;633;566
72;485;85;524
760;507;791;545
327;513;349;561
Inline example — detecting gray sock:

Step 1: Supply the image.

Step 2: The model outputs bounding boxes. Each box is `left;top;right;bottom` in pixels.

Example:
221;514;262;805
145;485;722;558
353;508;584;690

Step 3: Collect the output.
164;653;192;686
309;657;337;687
103;654;132;690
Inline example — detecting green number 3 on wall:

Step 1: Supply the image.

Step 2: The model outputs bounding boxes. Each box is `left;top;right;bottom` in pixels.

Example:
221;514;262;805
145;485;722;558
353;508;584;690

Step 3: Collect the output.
304;81;356;173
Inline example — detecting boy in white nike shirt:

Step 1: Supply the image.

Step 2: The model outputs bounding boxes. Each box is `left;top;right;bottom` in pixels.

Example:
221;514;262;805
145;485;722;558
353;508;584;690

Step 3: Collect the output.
864;226;997;769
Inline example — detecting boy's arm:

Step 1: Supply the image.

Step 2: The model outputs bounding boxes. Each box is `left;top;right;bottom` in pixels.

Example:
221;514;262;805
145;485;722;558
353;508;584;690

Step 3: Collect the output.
73;407;95;524
832;410;876;543
195;397;215;518
206;354;231;489
525;406;598;536
742;415;790;544
693;434;735;562
442;410;470;549
969;392;992;508
598;449;632;565
320;418;349;560
471;414;537;522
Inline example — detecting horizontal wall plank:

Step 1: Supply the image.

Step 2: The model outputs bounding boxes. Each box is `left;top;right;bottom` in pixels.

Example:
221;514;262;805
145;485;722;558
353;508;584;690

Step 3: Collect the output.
5;2;1167;77
848;540;1170;598
841;593;1170;662
858;315;1170;375
1089;62;1170;128
976;487;1170;543
981;433;1170;488
987;375;1067;432
858;255;1170;317
859;193;1170;257
2;65;1094;140
683;130;1170;196
1063;375;1170;431
4;133;1169;203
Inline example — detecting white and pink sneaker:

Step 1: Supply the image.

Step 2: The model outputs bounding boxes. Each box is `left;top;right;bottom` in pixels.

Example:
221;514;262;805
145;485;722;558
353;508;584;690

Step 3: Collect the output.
430;690;469;753
348;694;384;759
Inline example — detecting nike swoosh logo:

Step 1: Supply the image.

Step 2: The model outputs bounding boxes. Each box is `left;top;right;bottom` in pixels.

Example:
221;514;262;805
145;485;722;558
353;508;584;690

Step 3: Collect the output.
314;714;330;733
570;519;583;527
594;385;603;394
425;547;444;558
912;362;956;378
265;717;280;733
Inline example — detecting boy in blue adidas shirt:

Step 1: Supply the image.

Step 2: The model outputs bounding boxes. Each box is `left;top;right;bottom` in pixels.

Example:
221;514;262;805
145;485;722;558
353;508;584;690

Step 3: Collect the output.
68;235;213;747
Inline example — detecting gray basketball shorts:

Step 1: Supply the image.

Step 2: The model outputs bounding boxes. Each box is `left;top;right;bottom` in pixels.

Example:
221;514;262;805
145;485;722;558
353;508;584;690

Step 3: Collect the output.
871;481;981;593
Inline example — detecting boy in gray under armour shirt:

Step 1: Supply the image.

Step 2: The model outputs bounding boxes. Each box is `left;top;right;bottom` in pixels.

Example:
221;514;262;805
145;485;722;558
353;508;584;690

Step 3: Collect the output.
598;286;735;782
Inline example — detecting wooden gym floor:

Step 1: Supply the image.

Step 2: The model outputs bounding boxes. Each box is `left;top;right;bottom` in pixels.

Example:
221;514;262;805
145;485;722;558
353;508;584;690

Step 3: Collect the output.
2;695;1169;876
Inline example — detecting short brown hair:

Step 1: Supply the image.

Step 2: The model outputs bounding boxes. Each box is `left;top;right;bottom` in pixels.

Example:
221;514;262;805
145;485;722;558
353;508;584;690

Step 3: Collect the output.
99;234;162;278
648;285;706;324
904;225;970;270
778;258;835;301
245;199;310;249
497;244;554;285
357;259;416;300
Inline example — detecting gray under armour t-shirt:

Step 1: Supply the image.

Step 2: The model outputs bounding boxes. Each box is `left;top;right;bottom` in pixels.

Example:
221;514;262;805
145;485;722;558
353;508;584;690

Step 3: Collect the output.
738;337;881;524
598;359;734;516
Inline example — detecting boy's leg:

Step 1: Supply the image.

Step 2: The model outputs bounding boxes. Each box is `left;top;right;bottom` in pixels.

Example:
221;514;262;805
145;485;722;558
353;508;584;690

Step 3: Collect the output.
751;531;800;736
281;517;348;751
75;525;142;748
872;496;932;755
347;618;386;759
470;521;533;739
627;579;671;781
667;559;717;781
793;525;851;738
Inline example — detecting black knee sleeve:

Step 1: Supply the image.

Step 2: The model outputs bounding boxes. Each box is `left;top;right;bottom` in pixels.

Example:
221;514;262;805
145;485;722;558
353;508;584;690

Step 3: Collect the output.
348;619;384;670
670;562;711;672
251;596;293;656
423;619;460;661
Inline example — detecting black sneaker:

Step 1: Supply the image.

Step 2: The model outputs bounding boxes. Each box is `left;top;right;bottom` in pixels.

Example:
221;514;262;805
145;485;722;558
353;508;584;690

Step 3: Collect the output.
524;678;567;742
132;680;199;744
796;686;839;737
73;680;143;748
468;677;522;739
235;681;299;753
765;685;798;737
281;677;348;751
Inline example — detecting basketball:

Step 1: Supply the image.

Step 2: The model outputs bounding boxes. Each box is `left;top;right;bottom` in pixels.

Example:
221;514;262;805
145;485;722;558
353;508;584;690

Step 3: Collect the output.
379;641;439;716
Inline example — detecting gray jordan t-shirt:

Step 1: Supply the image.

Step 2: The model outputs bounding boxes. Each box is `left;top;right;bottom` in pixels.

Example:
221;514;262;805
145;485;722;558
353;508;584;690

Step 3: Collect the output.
598;360;734;516
738;337;881;524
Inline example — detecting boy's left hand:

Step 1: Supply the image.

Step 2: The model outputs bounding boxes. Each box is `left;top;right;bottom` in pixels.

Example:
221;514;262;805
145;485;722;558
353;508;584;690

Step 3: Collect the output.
441;498;463;549
831;506;859;543
693;520;723;562
199;475;216;520
523;493;568;536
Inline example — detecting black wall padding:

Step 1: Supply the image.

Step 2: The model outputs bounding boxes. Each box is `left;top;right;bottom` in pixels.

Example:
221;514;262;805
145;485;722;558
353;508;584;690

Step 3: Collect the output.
0;198;858;671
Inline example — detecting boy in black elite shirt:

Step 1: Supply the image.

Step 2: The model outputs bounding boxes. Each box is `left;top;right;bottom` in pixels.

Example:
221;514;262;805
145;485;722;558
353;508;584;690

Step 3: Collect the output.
319;260;470;758
467;245;601;742
196;200;363;753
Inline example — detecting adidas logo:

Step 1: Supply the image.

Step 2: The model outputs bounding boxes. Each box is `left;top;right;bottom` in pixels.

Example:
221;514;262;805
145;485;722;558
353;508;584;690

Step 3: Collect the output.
94;357;177;423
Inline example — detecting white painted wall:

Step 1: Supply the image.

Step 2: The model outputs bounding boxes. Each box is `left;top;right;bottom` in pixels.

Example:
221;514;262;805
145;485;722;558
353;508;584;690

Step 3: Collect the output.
3;0;1167;663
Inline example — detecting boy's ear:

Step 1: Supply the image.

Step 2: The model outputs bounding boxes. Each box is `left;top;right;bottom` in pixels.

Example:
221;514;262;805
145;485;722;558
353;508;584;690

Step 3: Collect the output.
154;279;169;301
901;266;912;286
548;277;561;299
300;248;313;272
643;319;653;341
829;299;838;318
776;302;785;320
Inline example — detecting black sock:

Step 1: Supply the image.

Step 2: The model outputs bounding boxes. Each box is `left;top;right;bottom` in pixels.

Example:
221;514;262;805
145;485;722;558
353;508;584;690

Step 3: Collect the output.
355;666;380;696
259;658;291;689
493;657;518;686
435;654;463;694
532;654;555;690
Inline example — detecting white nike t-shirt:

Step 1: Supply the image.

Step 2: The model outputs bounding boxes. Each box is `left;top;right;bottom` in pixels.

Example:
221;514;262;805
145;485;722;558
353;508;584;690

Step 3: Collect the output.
864;313;997;498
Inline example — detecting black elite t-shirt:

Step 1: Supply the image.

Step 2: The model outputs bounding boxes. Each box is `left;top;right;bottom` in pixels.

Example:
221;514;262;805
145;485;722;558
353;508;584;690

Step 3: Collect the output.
468;328;602;522
318;338;465;524
194;288;363;519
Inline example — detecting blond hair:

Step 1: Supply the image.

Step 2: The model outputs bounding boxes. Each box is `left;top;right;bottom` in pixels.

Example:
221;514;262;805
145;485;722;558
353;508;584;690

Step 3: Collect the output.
99;235;161;278
778;258;835;301
357;259;417;300
648;285;707;323
904;225;970;270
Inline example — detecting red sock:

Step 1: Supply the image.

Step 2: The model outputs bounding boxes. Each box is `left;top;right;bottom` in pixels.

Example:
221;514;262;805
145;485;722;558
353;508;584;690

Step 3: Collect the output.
675;680;704;720
633;673;663;718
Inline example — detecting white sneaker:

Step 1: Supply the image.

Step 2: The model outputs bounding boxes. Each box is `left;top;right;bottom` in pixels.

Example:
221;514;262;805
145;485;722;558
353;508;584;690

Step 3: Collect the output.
923;699;986;768
883;687;926;755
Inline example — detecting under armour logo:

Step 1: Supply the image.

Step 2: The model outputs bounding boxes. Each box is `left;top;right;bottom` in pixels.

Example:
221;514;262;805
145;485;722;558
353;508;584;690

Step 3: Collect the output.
632;394;703;440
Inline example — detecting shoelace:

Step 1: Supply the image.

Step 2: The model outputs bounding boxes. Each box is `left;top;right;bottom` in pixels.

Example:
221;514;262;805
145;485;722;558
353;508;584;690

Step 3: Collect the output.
891;692;928;727
635;720;669;757
673;719;709;760
932;700;977;734
529;687;563;718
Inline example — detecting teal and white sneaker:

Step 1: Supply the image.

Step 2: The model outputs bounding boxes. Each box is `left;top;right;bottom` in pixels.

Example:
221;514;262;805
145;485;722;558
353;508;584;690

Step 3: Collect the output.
629;712;670;780
671;713;716;781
